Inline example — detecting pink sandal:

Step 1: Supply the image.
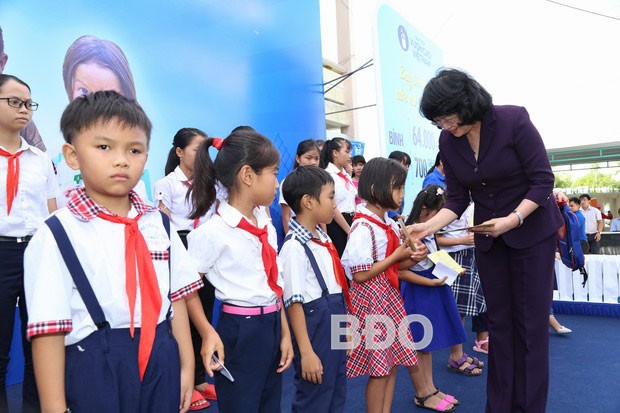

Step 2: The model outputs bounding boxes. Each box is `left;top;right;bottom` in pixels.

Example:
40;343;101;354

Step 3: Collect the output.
473;338;489;354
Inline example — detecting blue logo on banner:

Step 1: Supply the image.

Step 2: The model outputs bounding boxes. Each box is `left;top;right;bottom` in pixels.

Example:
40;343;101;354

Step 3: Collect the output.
398;25;409;51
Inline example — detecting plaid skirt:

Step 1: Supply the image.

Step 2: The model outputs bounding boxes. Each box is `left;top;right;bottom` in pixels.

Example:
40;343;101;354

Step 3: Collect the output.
346;272;418;378
449;248;487;317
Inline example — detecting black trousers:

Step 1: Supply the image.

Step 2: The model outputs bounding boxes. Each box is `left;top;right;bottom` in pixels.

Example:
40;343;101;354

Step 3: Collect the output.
178;231;216;386
0;241;39;413
586;233;600;254
326;212;354;257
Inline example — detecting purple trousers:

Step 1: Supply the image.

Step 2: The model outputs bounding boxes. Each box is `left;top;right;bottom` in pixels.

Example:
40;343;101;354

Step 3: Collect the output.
476;233;556;413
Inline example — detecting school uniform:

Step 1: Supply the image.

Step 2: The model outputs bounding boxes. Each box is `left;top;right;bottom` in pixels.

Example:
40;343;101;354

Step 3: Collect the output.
400;235;468;352
188;200;284;413
154;165;218;386
341;205;417;378
325;163;357;256
24;188;203;413
0;137;56;413
280;219;349;413
278;177;296;219
440;203;487;319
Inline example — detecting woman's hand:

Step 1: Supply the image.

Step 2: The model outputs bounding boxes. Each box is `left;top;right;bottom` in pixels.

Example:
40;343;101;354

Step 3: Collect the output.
407;222;432;242
553;190;568;203
470;215;520;238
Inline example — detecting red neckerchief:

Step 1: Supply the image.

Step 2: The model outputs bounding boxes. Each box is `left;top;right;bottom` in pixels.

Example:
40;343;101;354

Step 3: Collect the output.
310;237;353;311
0;148;25;214
353;212;400;290
236;217;283;298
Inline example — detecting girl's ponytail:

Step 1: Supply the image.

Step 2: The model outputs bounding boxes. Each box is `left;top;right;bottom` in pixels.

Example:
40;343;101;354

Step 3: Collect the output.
164;127;207;175
405;184;446;225
164;147;180;176
188;138;218;219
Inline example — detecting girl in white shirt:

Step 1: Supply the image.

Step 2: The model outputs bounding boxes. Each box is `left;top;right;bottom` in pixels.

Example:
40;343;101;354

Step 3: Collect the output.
154;127;217;407
321;138;356;256
279;139;320;234
187;129;293;412
155;127;207;244
0;75;57;412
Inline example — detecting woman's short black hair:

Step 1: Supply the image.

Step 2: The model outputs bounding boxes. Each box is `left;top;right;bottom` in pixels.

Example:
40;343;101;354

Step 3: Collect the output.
358;157;407;210
282;166;334;215
420;68;492;125
351;155;366;165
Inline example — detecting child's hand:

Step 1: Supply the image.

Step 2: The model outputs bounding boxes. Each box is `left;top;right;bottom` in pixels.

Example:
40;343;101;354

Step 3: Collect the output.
301;350;323;384
277;332;294;373
179;366;194;413
395;242;415;261
201;324;225;377
432;276;448;286
409;241;428;262
463;232;475;245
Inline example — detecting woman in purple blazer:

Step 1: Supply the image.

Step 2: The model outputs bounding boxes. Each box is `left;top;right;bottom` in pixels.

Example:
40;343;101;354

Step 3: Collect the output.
409;69;563;413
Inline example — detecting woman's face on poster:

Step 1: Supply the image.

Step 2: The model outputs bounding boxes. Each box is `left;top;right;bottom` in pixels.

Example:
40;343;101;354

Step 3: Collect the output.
71;61;123;101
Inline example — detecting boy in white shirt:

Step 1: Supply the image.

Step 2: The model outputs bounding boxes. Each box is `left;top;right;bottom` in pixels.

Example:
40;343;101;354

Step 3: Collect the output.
24;91;221;413
279;166;351;412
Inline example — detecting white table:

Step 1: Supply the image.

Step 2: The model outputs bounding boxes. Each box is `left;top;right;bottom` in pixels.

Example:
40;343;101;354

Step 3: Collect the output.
555;255;620;303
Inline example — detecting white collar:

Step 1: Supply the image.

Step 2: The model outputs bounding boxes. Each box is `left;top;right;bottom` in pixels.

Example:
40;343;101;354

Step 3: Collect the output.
357;204;391;223
217;200;265;228
0;137;31;153
326;162;345;174
173;165;189;182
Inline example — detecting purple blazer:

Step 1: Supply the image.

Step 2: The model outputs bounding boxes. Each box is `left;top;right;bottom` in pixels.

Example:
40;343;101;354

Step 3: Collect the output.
439;105;563;251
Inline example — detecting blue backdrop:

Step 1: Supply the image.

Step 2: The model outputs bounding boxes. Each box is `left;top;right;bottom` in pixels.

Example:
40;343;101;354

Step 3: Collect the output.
1;0;325;386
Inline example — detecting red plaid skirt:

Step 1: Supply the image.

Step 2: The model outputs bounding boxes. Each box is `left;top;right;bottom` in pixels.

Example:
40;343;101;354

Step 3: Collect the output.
346;272;418;378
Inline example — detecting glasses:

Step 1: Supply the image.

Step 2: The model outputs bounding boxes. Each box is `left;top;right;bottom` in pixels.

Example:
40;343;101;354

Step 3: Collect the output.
431;115;459;129
0;97;39;111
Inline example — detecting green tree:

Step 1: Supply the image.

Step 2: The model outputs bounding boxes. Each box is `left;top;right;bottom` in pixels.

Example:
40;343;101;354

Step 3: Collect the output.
554;174;572;188
573;171;620;189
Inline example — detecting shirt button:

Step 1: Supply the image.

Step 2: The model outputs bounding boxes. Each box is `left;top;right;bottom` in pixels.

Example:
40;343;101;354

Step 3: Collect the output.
481;182;486;186
474;167;479;173
488;194;494;199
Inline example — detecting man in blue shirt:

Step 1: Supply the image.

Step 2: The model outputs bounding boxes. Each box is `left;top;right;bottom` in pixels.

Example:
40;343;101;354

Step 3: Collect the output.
422;152;446;189
569;197;589;253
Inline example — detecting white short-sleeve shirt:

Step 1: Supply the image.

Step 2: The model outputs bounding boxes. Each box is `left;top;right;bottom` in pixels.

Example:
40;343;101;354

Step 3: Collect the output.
278;177;296;219
439;203;475;253
24;189;202;345
154;166;210;231
0;138;57;237
581;206;602;234
279;219;342;307
325;162;357;214
187;200;281;307
341;204;400;279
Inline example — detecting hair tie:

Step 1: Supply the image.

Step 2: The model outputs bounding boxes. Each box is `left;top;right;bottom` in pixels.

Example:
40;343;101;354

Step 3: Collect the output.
212;138;224;150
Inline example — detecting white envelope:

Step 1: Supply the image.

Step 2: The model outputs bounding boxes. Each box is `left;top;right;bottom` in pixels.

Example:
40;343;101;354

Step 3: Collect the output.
432;261;459;286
